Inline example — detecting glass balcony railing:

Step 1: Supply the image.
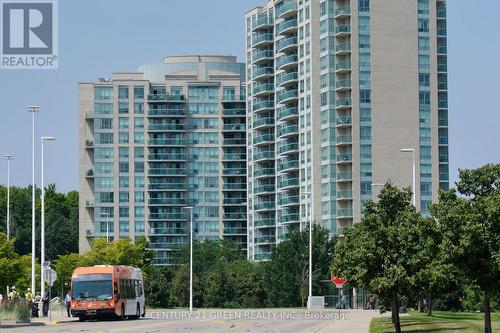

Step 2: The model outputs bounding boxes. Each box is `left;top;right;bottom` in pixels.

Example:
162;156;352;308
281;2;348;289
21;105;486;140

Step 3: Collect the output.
253;33;273;46
149;168;186;176
148;139;185;146
223;212;247;219
253;134;275;145
278;124;299;137
253;66;274;79
438;63;447;72
149;213;185;220
223;227;247;235
276;37;298;52
253;117;274;128
438;100;448;109
337;191;353;199
334;7;351;17
253;15;273;30
276;19;297;35
223;198;247;205
337;153;353;162
278;178;299;188
437;8;447;19
280;213;299;223
254;151;275;161
252;50;274;63
276;54;298;69
253;100;275;112
254;218;276;228
439;137;449;145
335;42;351;53
254;202;275;211
276;89;298;103
254;168;275;178
336;79;352;90
336;135;352;145
336;117;352;126
150;228;186;236
223;183;247;190
254;253;272;260
148;124;185;131
223;138;246;145
254;184;275;194
149;198;186;205
336;171;353;181
223;124;246;131
222;153;246;161
438;118;448;127
276;72;298;86
437;28;447;37
147;94;186;102
277;142;299;154
335;61;351;71
223;168;246;175
148;183;186;190
223;108;246;116
148;154;186;161
253;83;274;95
279;195;299;206
277;159;299;171
335;25;351;35
275;1;297;18
254;235;276;244
337;209;353;217
277;106;298;120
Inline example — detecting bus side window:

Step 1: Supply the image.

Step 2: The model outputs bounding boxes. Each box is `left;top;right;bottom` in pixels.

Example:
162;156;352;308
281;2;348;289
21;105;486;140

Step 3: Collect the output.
114;282;120;301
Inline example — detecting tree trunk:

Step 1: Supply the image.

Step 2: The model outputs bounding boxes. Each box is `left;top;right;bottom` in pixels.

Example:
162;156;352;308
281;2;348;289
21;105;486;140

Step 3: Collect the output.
417;299;422;312
427;291;432;316
484;291;491;333
392;294;401;333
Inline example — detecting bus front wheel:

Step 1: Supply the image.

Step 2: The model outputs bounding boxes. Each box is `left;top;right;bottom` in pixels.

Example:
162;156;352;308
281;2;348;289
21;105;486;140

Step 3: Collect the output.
78;316;86;322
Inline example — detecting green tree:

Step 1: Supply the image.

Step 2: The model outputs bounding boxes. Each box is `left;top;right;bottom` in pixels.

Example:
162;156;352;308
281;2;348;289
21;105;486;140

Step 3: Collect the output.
332;183;422;333
0;233;24;292
143;265;173;308
430;164;500;333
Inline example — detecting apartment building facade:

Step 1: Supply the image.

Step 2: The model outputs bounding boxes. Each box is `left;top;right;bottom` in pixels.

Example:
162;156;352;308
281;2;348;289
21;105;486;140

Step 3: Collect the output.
245;0;449;260
79;55;247;265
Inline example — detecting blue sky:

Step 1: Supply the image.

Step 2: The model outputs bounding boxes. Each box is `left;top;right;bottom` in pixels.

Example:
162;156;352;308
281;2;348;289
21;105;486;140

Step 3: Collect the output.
0;0;499;193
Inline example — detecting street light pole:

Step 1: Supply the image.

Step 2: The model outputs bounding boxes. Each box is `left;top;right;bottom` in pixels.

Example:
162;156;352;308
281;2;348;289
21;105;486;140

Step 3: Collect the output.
100;213;110;242
303;191;312;309
28;105;39;296
4;155;13;241
40;136;55;298
182;206;193;312
401;148;416;206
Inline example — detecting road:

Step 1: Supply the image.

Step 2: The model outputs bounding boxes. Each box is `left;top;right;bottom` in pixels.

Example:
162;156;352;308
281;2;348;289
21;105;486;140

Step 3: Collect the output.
1;309;382;333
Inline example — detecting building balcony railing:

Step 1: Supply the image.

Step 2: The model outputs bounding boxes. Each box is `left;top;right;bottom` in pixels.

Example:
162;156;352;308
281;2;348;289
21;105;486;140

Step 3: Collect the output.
253;66;274;80
149;198;186;205
276;54;298;70
223;124;246;131
276;89;298;104
149;213;185;220
276;71;298;87
253;83;274;96
148;183;186;190
224;213;247;220
337;190;353;200
148;139;185;146
254;218;275;228
223;168;246;175
276;37;298;53
254;184;276;194
254;151;275;161
279;195;299;206
148;154;186;161
276;19;297;35
280;213;299;223
222;153;246;161
337;153;353;163
254;168;275;178
278;178;299;189
223;183;247;190
252;33;274;47
253;15;273;31
252;50;274;64
277;158;299;172
253;134;275;145
223;198;247;205
254;235;276;244
336;171;353;181
222;95;246;102
150;228;186;236
336;135;352;145
277;142;299;155
334;7;351;18
147;94;186;102
253;100;275;112
335;79;352;91
149;168;186;176
337;209;353;218
334;24;351;36
253;117;274;129
148;124;185;131
223;138;246;145
278;124;299;138
223;227;247;235
335;61;351;72
277;106;298;120
223;108;246;117
148;109;185;116
335;42;351;54
275;1;297;18
437;63;447;72
254;202;275;211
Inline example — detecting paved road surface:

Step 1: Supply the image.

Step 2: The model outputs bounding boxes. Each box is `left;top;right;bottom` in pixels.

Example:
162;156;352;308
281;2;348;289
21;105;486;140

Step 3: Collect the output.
1;309;382;333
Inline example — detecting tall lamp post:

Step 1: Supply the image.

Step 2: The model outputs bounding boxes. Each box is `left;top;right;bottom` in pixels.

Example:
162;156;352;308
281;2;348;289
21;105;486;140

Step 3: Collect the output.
40;136;55;298
400;148;416;207
302;190;313;309
100;212;110;242
4;155;13;240
28;105;39;295
182;206;193;312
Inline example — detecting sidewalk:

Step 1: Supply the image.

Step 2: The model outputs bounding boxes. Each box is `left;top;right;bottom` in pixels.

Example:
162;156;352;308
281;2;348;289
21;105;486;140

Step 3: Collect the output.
316;310;388;333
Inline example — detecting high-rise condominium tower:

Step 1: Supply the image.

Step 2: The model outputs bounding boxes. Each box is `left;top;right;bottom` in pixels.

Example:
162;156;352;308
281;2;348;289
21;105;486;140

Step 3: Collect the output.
79;56;247;265
245;0;449;260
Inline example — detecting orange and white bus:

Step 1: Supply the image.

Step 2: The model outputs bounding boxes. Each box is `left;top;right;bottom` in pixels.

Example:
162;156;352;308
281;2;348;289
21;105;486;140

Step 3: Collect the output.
70;265;145;321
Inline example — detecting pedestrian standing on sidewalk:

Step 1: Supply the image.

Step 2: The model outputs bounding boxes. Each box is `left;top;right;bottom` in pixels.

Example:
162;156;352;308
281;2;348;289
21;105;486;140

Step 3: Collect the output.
65;292;71;317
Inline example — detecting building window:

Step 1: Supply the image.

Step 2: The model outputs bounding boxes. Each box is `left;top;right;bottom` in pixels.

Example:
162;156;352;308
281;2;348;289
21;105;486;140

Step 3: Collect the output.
119;102;129;114
359;0;370;12
119;162;129;173
134;147;144;159
134;103;144;114
95;87;113;101
119;147;129;159
119;132;129;144
360;90;371;104
119;192;129;203
134;86;144;99
118;86;129;99
134;162;144;173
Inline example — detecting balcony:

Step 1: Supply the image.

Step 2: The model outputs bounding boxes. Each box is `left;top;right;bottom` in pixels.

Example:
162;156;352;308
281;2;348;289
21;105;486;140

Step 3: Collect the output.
336;135;352;145
437;28;447;37
276;54;298;70
149;108;185;116
149;168;186;176
223;198;246;205
85;140;94;148
337;209;353;218
438;63;447;73
336;171;353;182
147;94;186;102
254;151;275;162
254;235;276;244
254;201;275;211
277;142;299;155
253;100;274;112
223;227;247;235
278;177;299;189
276;1;297;18
335;42;351;54
148;138;185;146
277;159;299;172
253;33;273;47
337;190;353;200
252;50;274;64
336;117;352;127
222;95;245;102
438;81;448;91
148;124;185;131
276;89;298;104
334;7;351;18
253;134;275;145
276;19;297;35
335;61;351;73
438;100;448;109
276;71;298;87
223;183;247;190
254;218;275;228
223;124;246;131
277;106;298;121
278;124;299;138
149;198;186;205
222;153;246;161
85;200;94;207
86;169;94;178
253;83;274;97
437;8;447;19
335;79;352;91
223;138;246;145
150;228;186;236
335;24;351;36
148;183;186;190
148;154;186;161
253;15;272;31
254;168;275;178
439;136;449;145
149;213;185;220
224;212;247;220
85;112;94;119
254;253;272;260
276;37;298;53
280;213;299;223
223;168;246;175
223;108;246;116
438;118;448;127
337;153;353;163
253;117;274;129
254;184;275;195
279;195;299;206
253;67;274;80
437;45;447;55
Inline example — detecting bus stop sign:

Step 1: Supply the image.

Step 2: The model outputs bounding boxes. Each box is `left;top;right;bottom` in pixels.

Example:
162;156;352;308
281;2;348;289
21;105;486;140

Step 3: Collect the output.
331;276;347;288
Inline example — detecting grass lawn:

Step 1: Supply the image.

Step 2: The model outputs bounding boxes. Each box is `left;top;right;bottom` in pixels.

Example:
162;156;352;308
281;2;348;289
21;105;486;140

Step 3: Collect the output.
370;311;500;333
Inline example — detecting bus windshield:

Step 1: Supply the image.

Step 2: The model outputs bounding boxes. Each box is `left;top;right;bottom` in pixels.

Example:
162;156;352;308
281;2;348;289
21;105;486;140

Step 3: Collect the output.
72;274;112;301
